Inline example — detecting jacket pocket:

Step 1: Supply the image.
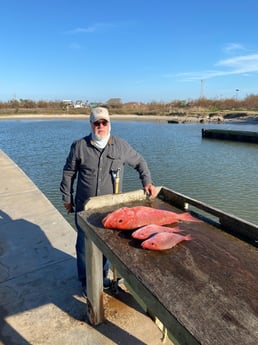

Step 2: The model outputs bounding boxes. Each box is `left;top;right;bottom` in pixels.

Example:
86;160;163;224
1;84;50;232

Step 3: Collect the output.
109;159;123;172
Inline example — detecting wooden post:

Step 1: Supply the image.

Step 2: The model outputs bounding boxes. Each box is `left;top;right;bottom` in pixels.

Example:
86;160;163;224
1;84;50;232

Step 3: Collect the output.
85;233;104;325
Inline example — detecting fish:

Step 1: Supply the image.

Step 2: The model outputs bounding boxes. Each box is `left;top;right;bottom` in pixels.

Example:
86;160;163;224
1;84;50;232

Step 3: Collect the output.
102;206;199;230
141;232;192;251
132;224;182;240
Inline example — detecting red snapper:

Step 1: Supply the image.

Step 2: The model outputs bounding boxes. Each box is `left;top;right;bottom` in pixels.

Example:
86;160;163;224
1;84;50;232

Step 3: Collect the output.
141;232;192;251
132;224;182;240
102;206;199;230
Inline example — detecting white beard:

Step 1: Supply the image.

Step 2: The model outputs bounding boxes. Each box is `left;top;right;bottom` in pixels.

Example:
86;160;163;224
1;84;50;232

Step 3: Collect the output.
92;133;110;149
91;124;111;149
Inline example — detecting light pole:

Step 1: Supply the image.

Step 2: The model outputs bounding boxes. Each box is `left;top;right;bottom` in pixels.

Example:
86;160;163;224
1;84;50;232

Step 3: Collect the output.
200;79;205;99
235;89;240;100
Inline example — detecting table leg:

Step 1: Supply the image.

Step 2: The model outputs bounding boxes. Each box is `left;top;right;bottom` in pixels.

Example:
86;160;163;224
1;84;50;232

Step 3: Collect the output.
85;236;105;325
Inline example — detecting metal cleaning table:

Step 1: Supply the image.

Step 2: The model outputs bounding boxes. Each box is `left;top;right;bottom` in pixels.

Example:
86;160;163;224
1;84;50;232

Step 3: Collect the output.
78;186;258;345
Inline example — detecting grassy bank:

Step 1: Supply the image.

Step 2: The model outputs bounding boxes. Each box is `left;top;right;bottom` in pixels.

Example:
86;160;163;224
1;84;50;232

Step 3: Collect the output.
1;110;258;124
1;96;258;123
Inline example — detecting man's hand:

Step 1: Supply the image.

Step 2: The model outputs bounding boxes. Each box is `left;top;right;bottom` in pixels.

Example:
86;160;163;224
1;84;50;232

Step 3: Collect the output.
63;202;74;213
144;184;157;198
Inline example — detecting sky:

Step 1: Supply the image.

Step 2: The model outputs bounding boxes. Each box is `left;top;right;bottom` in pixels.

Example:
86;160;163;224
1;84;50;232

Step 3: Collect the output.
1;0;258;103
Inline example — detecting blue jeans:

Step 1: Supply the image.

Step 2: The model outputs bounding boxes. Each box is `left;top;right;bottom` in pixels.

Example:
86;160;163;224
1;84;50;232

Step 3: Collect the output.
75;213;109;287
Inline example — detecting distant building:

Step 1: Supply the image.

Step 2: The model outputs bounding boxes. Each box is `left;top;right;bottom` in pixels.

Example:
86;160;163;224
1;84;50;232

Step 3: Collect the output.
62;100;88;109
73;100;87;108
62;100;73;105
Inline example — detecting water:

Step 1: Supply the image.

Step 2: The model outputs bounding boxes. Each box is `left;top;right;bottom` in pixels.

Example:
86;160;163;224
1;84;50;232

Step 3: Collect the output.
1;119;258;226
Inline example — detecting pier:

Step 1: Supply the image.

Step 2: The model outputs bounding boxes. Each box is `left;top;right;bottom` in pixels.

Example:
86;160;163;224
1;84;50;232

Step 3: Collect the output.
202;128;258;143
2;148;258;345
0;150;171;345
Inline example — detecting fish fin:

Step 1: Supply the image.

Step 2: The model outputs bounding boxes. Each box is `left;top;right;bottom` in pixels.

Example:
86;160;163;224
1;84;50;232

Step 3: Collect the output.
179;213;200;222
184;234;193;241
171;226;183;233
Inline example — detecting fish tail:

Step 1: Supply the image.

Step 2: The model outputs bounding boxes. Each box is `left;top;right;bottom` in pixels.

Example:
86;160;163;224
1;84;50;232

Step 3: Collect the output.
172;226;183;233
179;213;200;222
184;234;192;241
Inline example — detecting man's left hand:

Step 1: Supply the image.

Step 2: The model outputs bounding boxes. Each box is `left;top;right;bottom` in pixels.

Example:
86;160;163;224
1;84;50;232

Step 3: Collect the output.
144;184;157;198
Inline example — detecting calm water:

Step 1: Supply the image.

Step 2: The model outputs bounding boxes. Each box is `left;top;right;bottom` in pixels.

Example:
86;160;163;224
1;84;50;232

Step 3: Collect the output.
1;119;258;226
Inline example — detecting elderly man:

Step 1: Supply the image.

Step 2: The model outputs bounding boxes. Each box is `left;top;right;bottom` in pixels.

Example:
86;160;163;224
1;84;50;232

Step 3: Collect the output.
60;106;156;297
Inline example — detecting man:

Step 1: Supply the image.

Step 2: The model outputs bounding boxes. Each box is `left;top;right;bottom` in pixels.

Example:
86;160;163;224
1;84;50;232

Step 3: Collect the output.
60;106;156;297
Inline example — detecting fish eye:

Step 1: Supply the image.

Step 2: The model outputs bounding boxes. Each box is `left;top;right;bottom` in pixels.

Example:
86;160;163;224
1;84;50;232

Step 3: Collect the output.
118;219;123;223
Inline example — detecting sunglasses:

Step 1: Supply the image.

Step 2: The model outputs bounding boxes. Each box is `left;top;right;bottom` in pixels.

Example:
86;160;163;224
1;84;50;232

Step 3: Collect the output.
93;120;109;127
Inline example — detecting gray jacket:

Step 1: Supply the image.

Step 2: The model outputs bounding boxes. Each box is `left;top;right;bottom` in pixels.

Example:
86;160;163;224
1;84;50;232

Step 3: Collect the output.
60;134;152;211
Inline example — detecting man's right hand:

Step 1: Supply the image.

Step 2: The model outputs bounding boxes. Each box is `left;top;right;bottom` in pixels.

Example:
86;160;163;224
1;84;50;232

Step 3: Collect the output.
64;202;74;213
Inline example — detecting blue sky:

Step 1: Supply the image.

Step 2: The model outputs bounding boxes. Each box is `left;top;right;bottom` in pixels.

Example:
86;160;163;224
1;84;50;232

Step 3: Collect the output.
1;0;258;103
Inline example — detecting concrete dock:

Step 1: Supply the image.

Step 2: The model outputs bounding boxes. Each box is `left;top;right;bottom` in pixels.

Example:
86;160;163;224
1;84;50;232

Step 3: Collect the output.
0;149;172;345
202;128;258;143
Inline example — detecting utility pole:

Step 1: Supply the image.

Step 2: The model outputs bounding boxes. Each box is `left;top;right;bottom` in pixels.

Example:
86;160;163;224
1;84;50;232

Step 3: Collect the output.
200;79;205;99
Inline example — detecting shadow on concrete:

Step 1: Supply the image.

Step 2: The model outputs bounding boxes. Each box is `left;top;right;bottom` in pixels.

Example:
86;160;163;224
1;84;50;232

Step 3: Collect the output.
0;210;151;345
0;209;84;344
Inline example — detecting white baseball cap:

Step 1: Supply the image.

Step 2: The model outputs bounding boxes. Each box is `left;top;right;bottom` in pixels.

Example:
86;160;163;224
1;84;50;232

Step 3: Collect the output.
90;107;110;123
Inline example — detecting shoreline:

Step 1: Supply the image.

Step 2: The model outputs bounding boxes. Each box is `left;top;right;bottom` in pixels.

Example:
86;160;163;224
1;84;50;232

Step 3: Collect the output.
1;112;258;124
